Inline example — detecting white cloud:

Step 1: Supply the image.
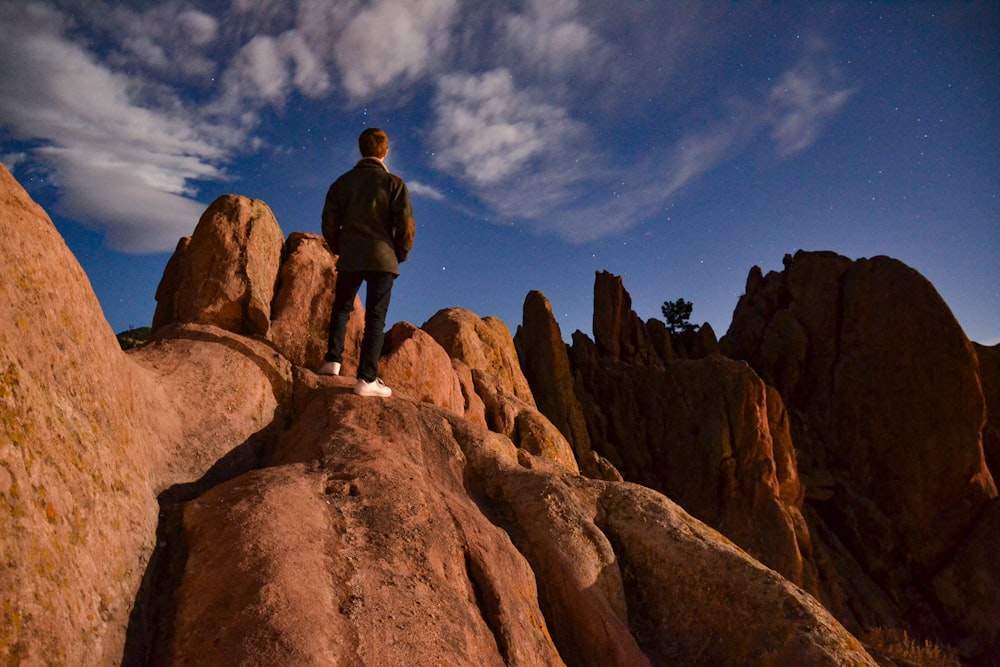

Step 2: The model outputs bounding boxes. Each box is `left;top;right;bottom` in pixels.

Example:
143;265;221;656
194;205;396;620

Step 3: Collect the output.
767;40;854;157
0;2;232;253
178;9;219;47
237;35;290;102
430;69;586;187
407;180;445;202
502;0;601;77
334;0;458;100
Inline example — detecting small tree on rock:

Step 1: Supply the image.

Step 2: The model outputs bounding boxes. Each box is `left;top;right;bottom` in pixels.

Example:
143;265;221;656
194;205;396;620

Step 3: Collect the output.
661;298;697;334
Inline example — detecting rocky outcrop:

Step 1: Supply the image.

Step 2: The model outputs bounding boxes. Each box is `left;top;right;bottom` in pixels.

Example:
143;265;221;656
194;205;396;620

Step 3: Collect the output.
423;308;578;474
567;332;812;591
514;291;592;461
1;166;885;666
0;167;291;665
592;270;667;365
423;308;536;405
143;364;878;667
721;250;998;659
152;195;285;337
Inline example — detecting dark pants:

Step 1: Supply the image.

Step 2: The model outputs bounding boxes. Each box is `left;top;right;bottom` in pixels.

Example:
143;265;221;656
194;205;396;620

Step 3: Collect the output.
326;271;395;383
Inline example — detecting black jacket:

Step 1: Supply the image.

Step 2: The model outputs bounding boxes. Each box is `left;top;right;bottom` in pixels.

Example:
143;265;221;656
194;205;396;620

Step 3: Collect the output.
321;157;415;274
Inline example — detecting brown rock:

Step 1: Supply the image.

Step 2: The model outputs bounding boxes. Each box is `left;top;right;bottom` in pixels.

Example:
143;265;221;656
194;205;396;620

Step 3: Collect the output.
571;342;809;587
0;166;887;666
423;308;536;406
380;321;466;415
931;498;1000;661
471;369;579;474
270;232;364;374
0;167;306;666
514;290;593;460
423;307;578;472
592;270;657;364
974;342;1000;479
451;358;489;429
178;377;874;667
152;194;284;338
722;250;998;659
671;321;721;359
1;163;168;665
132;322;293;480
724;252;996;583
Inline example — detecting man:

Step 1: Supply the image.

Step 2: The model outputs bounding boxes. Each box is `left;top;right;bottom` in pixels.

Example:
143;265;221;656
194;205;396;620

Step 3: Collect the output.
319;127;416;397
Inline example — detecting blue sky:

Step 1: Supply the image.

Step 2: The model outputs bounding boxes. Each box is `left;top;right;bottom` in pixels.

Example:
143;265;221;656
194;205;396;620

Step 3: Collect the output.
1;1;997;345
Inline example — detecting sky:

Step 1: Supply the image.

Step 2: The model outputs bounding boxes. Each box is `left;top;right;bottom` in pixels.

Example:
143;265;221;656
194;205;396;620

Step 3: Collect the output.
1;1;997;347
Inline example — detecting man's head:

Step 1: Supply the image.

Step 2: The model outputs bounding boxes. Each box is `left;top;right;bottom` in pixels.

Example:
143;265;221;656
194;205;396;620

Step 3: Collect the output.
359;128;389;159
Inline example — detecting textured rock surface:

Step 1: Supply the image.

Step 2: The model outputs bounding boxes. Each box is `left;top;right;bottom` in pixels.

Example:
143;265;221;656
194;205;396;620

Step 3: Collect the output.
0;167;289;665
570;338;810;589
424;307;536;406
721;250;998;659
7;164;995;665
974;342;1000;479
380;321;467;416
514;290;593;461
152;194;284;337
270;231;364;375
425;307;578;474
149;371;877;667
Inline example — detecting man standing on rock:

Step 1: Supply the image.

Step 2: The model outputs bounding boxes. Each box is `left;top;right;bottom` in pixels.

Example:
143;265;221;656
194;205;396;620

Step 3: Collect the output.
319;127;416;398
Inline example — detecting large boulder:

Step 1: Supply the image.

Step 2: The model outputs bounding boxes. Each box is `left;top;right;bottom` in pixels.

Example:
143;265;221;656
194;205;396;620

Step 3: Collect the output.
722;252;996;583
146;369;878;666
721;251;998;661
380;321;467;416
0;167;286;665
423;308;536;406
0;163;169;665
152;194;284;338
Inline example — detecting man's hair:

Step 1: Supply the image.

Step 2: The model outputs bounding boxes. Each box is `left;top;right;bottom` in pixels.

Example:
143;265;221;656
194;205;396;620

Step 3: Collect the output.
358;128;389;158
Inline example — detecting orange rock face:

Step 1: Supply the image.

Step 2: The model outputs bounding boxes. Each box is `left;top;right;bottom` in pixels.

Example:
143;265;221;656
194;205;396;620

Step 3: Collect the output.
8;163;996;665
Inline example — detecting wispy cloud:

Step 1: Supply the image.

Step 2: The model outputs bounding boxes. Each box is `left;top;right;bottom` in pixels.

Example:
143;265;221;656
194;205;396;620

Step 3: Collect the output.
334;0;459;101
407;180;446;202
0;1;854;253
0;2;232;252
429;69;588;187
766;37;854;157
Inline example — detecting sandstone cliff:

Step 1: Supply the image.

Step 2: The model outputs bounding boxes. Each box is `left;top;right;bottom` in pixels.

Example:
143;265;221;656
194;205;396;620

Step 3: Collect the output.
1;162;994;665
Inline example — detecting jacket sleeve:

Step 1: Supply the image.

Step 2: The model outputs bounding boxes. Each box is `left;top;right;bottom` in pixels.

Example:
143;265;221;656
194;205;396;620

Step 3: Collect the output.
391;179;416;263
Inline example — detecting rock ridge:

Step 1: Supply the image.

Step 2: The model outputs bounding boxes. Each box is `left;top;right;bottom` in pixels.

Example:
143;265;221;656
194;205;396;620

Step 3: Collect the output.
3;166;996;665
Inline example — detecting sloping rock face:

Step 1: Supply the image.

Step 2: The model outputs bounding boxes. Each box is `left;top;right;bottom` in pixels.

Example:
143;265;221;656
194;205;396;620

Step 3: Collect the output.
721;251;998;659
566;328;812;591
143;371;876;667
0;167;291;665
1;167;882;666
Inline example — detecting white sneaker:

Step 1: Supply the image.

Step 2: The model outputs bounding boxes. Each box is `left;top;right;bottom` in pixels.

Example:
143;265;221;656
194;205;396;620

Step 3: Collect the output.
354;377;391;398
318;361;341;376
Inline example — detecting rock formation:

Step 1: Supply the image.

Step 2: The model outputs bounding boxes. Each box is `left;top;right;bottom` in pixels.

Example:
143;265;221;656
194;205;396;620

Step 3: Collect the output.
3;161;996;665
720;251;997;659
